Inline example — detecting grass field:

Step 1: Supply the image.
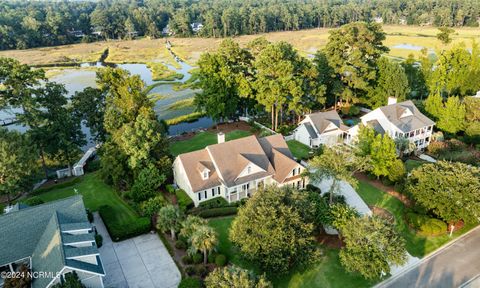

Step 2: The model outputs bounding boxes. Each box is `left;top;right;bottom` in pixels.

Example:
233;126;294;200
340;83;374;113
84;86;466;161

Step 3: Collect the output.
169;130;252;156
287;140;312;160
405;159;427;172
208;216;375;288
30;172;139;226
3;25;480;66
356;180;474;257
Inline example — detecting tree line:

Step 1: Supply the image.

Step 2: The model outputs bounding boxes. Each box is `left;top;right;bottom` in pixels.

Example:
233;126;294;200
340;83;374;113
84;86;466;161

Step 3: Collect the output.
2;0;480;50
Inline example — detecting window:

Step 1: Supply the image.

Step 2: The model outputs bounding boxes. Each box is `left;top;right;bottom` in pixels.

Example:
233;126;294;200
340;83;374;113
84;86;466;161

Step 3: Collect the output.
198;193;201;201
212;188;215;197
247;166;251;174
217;187;221;195
292;169;296;176
204;191;207;199
203;170;208;179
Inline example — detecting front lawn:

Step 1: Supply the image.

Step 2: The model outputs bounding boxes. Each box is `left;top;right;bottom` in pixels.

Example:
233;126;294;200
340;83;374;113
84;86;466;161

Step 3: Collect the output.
405;159;426;172
170;130;252;156
208;216;375;288
286;140;311;160
356;180;474;257
30;172;139;226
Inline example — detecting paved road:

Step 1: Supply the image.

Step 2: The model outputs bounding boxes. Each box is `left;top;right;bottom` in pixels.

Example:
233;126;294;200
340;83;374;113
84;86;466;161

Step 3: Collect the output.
378;226;480;288
94;213;181;288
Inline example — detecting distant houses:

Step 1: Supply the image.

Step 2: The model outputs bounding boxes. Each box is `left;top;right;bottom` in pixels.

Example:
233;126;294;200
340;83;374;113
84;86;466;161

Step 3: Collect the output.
292;110;349;148
0;196;104;288
173;134;307;207
346;98;435;151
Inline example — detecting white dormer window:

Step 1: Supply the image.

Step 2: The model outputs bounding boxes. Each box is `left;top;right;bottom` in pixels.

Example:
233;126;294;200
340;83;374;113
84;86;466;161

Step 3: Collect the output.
202;169;209;180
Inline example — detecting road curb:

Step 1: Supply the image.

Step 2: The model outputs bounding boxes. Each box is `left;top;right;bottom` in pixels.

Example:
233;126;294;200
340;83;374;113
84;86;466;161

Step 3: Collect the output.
374;225;480;287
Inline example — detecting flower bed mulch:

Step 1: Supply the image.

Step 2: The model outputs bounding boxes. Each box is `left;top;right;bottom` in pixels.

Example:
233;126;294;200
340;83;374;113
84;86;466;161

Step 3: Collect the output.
316;232;343;249
370;205;395;223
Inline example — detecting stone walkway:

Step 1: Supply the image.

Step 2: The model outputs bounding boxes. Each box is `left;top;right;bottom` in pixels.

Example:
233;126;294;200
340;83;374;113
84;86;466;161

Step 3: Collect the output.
93;213;181;288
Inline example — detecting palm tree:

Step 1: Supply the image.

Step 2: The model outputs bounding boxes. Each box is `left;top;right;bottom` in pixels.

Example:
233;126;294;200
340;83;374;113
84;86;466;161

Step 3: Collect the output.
180;215;207;241
307;146;369;204
188;225;218;265
156;205;183;240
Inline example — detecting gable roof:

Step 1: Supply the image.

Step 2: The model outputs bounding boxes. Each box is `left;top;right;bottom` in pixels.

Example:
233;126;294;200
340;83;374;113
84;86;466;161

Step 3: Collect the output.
307;110;349;134
0;196;104;287
378;100;435;132
177;134;302;192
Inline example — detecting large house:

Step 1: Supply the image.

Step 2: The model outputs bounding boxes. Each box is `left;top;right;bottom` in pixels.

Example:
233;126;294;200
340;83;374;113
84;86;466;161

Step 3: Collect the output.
173;134;307;207
292;110;349;148
346;98;435;151
0;196;105;288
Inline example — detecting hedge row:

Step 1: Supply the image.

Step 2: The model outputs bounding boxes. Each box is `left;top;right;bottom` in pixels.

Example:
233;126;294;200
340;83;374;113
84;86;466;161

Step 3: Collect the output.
31;177;82;195
98;205;151;241
190;207;238;218
198;197;230;209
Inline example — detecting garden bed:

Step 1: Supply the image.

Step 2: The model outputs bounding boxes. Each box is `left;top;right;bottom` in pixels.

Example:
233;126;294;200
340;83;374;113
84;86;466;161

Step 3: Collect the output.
316;232;343;249
370;206;395;223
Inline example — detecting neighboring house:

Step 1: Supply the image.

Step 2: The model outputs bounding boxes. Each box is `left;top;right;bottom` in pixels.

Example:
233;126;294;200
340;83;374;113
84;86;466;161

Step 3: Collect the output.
190;22;204;33
0;196;105;288
345;98;435;151
293;110;349;148
173;134;307;207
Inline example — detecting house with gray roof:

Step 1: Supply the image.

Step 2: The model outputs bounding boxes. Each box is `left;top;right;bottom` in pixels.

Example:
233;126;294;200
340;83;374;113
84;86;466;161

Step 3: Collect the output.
0;196;105;288
292;110;349;148
173;134;307;207
345;98;435;151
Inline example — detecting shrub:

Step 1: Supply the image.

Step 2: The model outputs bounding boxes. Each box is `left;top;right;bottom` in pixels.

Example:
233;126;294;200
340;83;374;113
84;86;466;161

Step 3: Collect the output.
98;205;151;241
32;177;82;195
178;277;201;288
166;184;176;194
85;159;101;172
195;265;208;277
207;252;217;264
199;197;230;209
405;212;447;236
185;266;196;276
387;159;406;183
306;184;322;194
140;195;166;217
215;254;227;267
95;234;103;248
175;239;187;250
192;253;203;264
182;255;193;265
194;207;238;218
176;189;194;210
22;197;44;206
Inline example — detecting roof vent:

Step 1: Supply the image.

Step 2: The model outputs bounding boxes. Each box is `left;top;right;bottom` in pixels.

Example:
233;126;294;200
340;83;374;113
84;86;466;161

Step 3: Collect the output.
217;132;225;144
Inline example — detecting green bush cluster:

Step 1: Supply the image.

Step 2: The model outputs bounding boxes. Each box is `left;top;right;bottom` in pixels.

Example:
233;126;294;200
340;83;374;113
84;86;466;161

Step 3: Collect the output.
182;255;193;265
166;184;176;194
214;254;227;266
178;277;201;288
176;189;194;210
98;205;151;241
22;197;45;206
32;177;82;195
192;253;203;264
191;207;238;218
198;197;230;209
405;212;447;236
175;239;187;250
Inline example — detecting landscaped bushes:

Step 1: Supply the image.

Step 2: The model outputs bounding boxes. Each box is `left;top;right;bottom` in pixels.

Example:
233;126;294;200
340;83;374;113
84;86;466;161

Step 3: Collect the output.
191;207;238;218
22;196;44;206
178;277;202;288
198;197;230;209
98;205;151;241
31;177;82;195
176;189;194;210
405;212;447;236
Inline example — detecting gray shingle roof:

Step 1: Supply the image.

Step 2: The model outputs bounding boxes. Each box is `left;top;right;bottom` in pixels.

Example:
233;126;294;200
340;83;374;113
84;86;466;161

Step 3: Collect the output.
379;100;435;132
304;122;318;139
307;110;345;134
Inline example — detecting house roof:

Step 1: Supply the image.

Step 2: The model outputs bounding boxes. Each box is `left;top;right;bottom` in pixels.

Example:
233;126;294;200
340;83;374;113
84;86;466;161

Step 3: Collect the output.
0;196;104;287
304;122;318;139
177;134;302;192
378;100;434;132
366;119;386;135
307;110;348;134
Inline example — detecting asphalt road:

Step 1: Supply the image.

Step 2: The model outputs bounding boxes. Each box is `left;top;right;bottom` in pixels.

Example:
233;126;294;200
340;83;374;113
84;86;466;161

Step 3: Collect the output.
378;226;480;288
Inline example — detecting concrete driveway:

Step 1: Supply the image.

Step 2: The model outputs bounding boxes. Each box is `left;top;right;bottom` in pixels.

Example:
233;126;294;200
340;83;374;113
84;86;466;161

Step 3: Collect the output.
377;226;480;288
93;213;181;288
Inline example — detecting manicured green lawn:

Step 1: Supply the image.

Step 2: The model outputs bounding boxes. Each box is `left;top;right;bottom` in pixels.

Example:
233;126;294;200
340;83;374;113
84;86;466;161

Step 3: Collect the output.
286;140;311;160
208;216;375;288
170;130;252;156
31;172;139;226
405;159;426;172
356;180;474;257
